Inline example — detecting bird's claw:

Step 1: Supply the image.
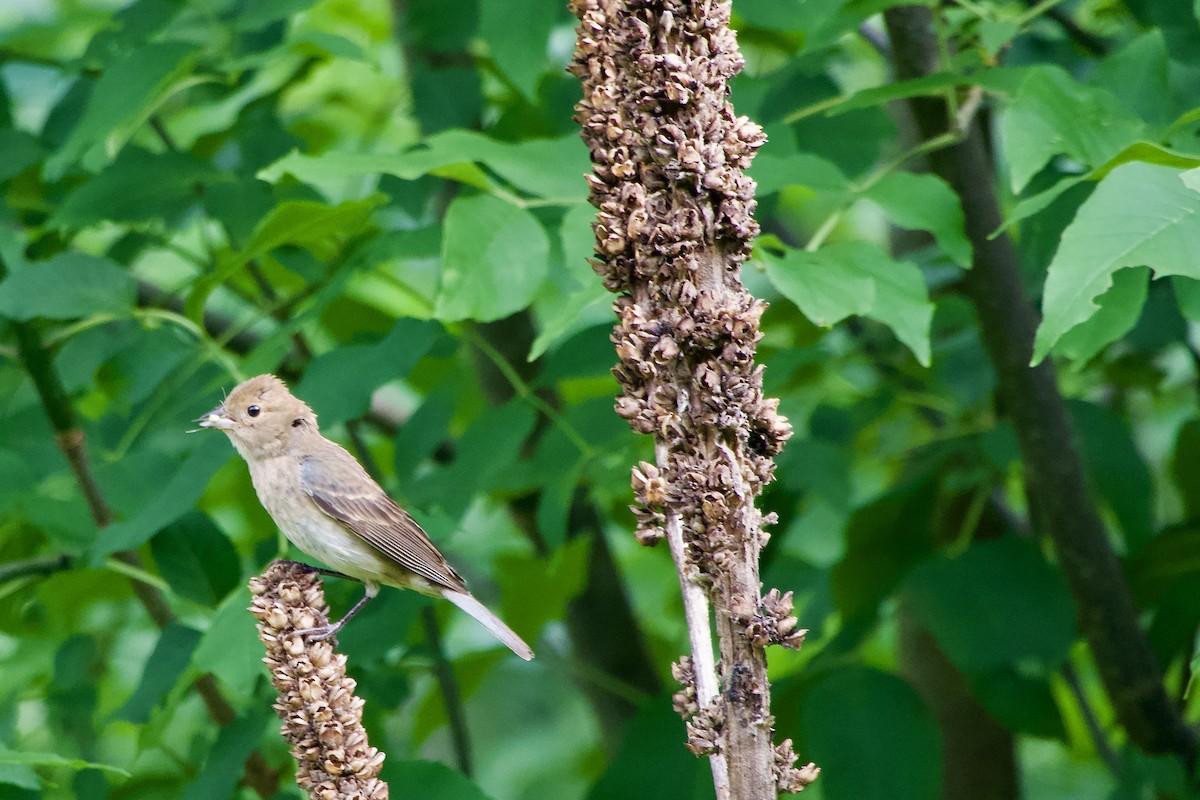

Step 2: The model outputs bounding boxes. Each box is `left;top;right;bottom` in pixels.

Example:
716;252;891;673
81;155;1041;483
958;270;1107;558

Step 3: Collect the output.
292;624;338;642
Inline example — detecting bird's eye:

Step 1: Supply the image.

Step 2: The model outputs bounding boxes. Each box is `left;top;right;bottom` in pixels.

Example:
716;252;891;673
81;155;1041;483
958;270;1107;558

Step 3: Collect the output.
247;405;261;417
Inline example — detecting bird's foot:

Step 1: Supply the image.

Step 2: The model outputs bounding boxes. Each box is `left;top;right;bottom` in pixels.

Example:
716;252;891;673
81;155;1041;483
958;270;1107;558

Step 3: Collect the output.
291;623;340;642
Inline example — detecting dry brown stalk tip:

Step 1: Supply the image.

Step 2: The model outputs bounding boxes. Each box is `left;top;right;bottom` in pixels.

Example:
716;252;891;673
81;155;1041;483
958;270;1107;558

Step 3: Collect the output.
248;561;389;800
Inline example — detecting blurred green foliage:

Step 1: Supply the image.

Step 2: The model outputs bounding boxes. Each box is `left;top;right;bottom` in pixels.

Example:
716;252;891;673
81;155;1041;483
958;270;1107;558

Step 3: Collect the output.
1;0;1200;798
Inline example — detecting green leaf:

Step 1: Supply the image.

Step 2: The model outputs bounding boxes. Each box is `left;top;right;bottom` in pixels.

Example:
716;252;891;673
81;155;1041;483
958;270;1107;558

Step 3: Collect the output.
1054;266;1148;363
529;202;611;361
45;41;202;179
192;588;264;700
800;668;940;800
766;241;933;365
118;623;202;724
750;151;849;197
819;67;1029;119
479;0;560;101
587;703;703;800
384;759;494;800
0;750;129;778
864;172;972;267
181;711;270;800
1071;400;1154;552
435;194;549;322
0;253;135;321
1000;67;1145;193
260;132;589;200
298;318;442;425
765;247;874;327
0;129;45;182
1171;419;1200;520
50;147;220;230
997;141;1200;236
185;194;383;321
94;436;232;557
409;402;538;513
150;512;240;607
1034;163;1200;362
903;538;1076;672
496;536;590;638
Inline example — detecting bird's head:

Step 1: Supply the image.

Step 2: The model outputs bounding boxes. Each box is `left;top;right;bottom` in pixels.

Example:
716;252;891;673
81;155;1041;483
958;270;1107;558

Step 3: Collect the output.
197;374;318;460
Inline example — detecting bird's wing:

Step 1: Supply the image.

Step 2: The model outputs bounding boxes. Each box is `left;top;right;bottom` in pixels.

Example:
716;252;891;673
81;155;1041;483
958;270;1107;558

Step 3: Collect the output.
299;444;467;593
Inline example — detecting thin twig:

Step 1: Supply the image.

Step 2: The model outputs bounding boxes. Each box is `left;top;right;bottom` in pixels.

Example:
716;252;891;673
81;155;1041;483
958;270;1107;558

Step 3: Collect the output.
421;606;473;776
1062;661;1121;774
659;445;730;799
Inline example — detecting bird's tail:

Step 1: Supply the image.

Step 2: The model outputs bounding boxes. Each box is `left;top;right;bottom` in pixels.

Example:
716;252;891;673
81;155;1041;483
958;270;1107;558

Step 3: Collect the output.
442;589;534;661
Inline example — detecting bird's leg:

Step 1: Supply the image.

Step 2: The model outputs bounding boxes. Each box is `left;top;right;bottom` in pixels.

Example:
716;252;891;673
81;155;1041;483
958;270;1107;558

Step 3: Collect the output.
293;583;380;642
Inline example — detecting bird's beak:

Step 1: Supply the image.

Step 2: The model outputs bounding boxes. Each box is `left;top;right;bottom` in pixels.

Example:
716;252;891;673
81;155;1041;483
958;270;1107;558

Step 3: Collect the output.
196;406;235;431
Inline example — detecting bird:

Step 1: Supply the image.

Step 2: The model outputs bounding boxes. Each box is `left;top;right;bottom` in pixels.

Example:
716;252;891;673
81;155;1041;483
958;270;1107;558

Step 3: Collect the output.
197;373;533;660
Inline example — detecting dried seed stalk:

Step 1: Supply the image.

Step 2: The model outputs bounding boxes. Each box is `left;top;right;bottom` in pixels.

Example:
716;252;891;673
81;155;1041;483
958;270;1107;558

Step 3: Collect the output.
569;0;817;795
249;561;388;800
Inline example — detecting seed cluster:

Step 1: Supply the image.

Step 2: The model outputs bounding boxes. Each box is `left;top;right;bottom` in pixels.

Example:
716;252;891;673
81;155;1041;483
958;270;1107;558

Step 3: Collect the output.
569;0;791;571
570;0;815;792
249;562;388;800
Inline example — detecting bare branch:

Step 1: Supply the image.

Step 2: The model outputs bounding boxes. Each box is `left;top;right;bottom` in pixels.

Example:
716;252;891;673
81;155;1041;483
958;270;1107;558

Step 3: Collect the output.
570;0;817;794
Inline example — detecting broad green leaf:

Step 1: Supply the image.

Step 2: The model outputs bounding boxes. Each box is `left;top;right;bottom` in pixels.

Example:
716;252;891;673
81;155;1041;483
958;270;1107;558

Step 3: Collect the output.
0;762;38;789
185;194;383;321
529;202;612;361
1093;31;1172;126
970;668;1065;739
384;759;494;800
1055;267;1148;363
864;172;972;267
997;142;1200;236
298;318;442;425
1034;163;1200;362
0;750;129;778
181;711;270;800
765;247;874;327
192;588;264;699
480;0;559;101
832;476;937;623
409;402;538;513
1071;400;1154;552
766;241;933;365
1000;67;1144;193
587;703;703;800
231;0;318;31
435;194;549;322
117;623;202;724
0;253;135;321
94;436;232;557
1172;420;1200;521
750;151;849;197
150;512;240;607
496;536;590;637
903;538;1076;671
800;668;941;800
45;41;202;179
0;129;45;181
50;147;220;230
260;132;588;200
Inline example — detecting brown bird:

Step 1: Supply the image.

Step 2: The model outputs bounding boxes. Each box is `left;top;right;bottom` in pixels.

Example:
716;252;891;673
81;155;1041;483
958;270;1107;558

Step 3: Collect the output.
198;373;533;660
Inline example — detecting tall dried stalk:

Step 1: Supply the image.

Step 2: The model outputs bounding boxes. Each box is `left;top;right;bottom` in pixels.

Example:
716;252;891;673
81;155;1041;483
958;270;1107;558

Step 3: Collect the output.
249;561;389;799
569;1;818;795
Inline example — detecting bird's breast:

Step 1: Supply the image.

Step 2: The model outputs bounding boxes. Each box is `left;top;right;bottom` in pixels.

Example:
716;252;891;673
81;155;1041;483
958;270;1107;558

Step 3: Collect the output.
247;456;393;584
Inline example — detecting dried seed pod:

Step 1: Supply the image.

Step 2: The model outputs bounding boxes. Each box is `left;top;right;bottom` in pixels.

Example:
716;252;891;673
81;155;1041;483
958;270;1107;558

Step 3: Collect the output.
249;562;389;800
